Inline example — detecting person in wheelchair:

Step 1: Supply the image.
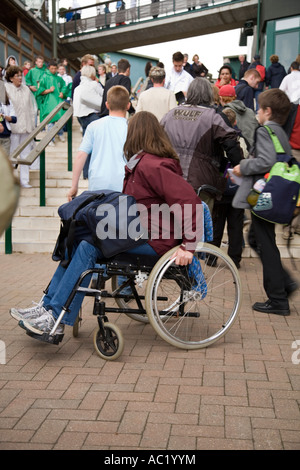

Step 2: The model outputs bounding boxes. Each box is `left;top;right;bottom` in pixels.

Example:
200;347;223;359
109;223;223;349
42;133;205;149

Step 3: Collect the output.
10;111;204;338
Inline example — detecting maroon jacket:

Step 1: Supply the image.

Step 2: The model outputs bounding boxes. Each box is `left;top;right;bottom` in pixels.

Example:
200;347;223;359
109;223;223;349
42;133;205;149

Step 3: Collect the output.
122;152;203;255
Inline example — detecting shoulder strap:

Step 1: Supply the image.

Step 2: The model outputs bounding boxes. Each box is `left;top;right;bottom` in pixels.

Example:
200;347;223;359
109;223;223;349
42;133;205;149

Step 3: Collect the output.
264;125;285;154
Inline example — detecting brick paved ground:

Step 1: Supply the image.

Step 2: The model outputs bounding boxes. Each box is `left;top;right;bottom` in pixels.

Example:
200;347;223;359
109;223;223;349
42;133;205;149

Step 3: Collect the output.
0;253;300;450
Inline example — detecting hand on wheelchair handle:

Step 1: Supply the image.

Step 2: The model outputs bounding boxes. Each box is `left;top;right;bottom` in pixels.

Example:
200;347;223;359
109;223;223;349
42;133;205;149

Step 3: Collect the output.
171;247;193;266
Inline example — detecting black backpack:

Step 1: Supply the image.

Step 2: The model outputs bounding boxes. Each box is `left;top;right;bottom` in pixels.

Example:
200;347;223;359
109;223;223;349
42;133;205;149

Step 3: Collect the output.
52;190;148;267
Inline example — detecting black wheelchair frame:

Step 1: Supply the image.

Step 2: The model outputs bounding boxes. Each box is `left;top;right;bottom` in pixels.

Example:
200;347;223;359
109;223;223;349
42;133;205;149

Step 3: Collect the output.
25;244;242;360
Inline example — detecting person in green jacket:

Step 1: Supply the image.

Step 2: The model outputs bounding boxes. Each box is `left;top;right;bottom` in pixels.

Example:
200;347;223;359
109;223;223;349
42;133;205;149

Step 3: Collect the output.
37;59;68;145
25;55;47;113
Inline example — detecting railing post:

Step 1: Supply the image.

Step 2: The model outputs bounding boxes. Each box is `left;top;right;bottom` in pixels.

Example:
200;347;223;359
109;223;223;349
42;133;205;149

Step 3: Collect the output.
67;116;72;171
5;225;12;254
40;150;46;207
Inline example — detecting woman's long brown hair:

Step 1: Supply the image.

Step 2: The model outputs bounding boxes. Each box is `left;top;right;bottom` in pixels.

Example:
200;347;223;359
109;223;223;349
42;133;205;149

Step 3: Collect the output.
123;111;179;161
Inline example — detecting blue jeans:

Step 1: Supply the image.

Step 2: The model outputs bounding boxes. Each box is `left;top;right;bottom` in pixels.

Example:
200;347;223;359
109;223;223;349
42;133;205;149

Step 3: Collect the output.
77;113;100;179
43;241;157;326
48;122;63;142
254;89;262;112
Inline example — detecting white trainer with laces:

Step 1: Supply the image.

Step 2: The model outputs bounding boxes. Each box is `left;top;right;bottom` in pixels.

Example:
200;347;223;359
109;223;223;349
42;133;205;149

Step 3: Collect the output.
10;301;44;322
21;308;64;336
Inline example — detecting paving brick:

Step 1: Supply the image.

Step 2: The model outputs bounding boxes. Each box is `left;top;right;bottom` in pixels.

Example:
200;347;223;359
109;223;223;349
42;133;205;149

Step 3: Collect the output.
141;423;171;448
225;415;252;440
14;408;50;430
253;428;283;450
118;410;148;434
196;437;253;450
198;404;225;426
85;431;141;448
225;378;248;397
31;419;68;444
54;431;88;450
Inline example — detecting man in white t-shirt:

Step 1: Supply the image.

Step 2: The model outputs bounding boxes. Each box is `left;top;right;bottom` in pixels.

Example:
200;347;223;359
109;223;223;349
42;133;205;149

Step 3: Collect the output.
165;51;194;97
67;85;130;200
136;66;177;121
280;61;300;104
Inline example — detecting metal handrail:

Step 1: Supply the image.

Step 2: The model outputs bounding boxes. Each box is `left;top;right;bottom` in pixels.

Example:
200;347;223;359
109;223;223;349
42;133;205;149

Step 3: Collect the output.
58;0;245;36
10;101;72;166
5;101;73;254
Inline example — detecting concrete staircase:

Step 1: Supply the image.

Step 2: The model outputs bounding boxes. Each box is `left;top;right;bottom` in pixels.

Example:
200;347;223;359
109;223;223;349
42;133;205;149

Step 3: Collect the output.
0;120;88;254
1;119;300;258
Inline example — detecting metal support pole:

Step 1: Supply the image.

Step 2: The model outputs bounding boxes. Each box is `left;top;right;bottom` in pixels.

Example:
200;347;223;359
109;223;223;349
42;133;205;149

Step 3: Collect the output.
5;225;12;254
256;0;261;54
52;0;57;59
40;150;46;207
67;116;72;171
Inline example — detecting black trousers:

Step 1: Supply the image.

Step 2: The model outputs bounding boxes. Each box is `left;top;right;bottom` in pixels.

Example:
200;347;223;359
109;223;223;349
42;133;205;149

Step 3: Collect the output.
251;213;294;308
210;200;244;266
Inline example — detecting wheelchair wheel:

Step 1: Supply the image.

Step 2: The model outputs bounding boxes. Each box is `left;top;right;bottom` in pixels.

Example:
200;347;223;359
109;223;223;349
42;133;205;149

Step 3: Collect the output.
93;322;124;360
111;275;149;324
145;243;242;350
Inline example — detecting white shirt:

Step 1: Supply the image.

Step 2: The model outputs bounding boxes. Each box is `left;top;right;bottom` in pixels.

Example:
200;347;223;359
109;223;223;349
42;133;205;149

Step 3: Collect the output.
73;76;103;117
280;70;300;104
72;0;82;13
165;67;194;94
58;73;72;86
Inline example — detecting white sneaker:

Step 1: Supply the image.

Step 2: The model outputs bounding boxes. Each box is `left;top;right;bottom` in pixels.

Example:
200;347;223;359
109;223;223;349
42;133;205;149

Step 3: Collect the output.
48;141;55;147
21;183;32;188
10;301;44;322
58;135;65;142
22;308;64;336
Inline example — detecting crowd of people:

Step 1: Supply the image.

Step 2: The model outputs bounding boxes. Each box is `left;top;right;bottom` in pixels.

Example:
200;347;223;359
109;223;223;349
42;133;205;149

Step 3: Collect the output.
3;47;300;337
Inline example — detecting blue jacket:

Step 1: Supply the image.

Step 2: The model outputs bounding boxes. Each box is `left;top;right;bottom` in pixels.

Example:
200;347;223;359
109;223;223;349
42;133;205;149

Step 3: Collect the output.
265;62;286;89
235;80;255;111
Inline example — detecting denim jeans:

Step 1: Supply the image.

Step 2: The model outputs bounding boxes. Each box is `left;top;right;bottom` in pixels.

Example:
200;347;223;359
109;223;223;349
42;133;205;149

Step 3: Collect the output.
254;89;262;112
48;122;63;142
77;113;100;179
43;241;157;326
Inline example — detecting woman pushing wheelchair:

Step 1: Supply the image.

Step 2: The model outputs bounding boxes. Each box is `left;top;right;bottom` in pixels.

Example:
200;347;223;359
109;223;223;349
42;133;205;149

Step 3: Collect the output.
10;111;205;339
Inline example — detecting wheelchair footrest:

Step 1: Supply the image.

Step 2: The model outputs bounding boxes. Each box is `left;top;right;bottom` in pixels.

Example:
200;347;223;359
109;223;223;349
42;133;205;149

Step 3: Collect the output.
25;330;64;345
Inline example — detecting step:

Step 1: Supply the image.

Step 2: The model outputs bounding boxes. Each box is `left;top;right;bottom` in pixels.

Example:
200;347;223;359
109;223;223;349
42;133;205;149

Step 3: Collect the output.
0;241;55;254
7;227;58;242
29;176;89;189
17;205;58;217
11;216;60;231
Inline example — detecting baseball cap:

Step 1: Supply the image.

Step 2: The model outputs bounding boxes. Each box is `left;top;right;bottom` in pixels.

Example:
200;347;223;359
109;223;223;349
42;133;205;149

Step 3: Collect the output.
219;85;236;97
254;54;260;60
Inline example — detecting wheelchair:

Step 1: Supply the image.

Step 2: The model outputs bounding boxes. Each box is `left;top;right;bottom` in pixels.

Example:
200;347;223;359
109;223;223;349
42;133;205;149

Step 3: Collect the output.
25;242;242;360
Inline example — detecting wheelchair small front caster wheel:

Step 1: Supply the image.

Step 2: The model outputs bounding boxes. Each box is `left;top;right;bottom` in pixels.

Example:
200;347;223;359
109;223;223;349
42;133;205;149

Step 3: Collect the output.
93;322;124;360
